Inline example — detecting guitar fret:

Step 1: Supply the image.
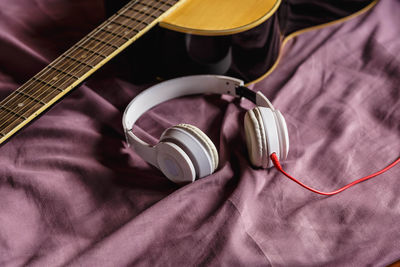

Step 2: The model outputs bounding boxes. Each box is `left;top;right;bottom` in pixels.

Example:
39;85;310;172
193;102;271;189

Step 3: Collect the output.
140;1;158;8
61;54;95;69
51;59;94;79
106;18;128;29
140;0;173;9
24;81;64;105
74;40;115;57
128;6;155;18
73;44;108;58
32;77;64;92
0;105;27;120
0;91;46;124
87;35;119;49
158;0;175;7
130;5;163;19
99;27;131;41
106;18;136;29
110;17;148;32
63;49;104;70
116;12;148;26
119;9;156;26
0;116;25;137
15;90;46;105
47;65;80;80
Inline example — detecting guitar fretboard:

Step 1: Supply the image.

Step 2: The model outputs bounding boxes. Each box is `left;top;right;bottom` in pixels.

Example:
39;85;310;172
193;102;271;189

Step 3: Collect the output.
0;0;180;144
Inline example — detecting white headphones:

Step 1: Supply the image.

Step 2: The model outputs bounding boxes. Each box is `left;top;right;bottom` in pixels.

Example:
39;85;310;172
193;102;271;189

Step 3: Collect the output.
123;75;289;183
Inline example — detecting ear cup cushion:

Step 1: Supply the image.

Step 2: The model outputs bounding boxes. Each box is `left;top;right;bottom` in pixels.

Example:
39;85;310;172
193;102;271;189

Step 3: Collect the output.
257;107;281;168
175;124;219;171
160;124;218;178
253;107;269;168
244;108;267;167
273;110;289;161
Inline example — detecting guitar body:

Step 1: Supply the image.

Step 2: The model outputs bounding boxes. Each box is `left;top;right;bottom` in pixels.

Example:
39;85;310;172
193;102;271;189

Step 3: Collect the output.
0;0;377;144
105;0;281;83
106;0;376;83
121;13;282;83
160;0;279;35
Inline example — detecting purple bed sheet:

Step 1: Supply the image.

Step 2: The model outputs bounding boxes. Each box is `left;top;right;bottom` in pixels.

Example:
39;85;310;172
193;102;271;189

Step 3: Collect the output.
0;0;399;266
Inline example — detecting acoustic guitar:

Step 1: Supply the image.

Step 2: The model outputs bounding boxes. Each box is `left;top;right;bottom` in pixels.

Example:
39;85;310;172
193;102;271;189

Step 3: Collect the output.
0;0;376;145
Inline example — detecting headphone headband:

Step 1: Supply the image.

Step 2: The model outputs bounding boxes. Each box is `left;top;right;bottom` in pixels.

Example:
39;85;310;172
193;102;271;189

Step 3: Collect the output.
122;75;275;167
123;75;275;130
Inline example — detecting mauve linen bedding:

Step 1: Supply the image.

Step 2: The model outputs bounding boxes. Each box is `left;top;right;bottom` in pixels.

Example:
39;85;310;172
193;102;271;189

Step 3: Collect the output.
0;0;399;266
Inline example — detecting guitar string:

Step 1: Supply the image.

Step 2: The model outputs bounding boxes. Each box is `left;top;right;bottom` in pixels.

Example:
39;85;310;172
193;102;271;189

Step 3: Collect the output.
0;0;170;128
0;1;141;120
0;0;147;128
0;0;176;133
0;0;174;130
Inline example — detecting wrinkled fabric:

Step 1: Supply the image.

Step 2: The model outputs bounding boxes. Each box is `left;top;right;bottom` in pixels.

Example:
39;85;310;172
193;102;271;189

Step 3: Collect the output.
0;0;399;266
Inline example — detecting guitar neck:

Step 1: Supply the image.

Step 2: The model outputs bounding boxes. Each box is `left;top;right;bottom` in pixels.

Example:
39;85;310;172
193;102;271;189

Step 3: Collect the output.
0;0;180;145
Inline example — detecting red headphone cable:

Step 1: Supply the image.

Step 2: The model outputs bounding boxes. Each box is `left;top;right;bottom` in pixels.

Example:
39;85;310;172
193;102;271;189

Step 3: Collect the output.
270;153;400;196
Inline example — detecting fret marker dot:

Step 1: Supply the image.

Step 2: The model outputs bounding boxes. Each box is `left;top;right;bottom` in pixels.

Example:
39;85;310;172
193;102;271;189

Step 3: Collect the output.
107;25;112;29
124;31;129;35
81;54;87;58
18;103;24;107
53;77;58;81
142;7;148;11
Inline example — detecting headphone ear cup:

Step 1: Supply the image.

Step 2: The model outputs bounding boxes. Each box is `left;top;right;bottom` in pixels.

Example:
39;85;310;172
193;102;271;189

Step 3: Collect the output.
160;124;218;179
244;108;268;168
156;142;196;183
258;107;283;168
245;107;285;168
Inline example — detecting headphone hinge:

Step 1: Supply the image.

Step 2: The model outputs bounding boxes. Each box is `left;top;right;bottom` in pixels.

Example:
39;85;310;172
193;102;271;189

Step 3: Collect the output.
235;86;257;103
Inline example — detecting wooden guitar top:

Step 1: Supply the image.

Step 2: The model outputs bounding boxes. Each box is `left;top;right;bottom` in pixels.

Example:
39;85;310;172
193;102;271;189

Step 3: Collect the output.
160;0;280;35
